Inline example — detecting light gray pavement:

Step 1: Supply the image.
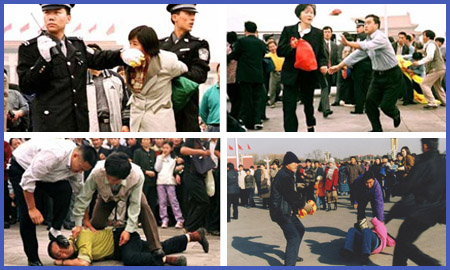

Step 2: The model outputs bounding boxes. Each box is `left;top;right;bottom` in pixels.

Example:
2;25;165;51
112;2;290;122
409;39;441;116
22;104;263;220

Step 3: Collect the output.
227;196;446;266
4;225;220;266
228;88;446;132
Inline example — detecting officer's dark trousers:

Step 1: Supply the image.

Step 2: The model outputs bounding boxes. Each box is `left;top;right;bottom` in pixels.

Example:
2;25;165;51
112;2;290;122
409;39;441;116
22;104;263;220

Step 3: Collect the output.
238;82;264;128
283;70;316;132
352;64;372;113
276;215;306;266
115;228;188;266
227;83;241;119
143;180;159;223
227;194;239;222
9;158;72;262
206;169;220;232
176;91;200;132
393;217;441;266
365;66;404;131
90;194;162;251
184;172;210;232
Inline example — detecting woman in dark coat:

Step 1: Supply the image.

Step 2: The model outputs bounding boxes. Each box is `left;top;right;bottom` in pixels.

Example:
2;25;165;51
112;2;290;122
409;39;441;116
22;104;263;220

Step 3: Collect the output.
227;163;240;222
277;4;327;132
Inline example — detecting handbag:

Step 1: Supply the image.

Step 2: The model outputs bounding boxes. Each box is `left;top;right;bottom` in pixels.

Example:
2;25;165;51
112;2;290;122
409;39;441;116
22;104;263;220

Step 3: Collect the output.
172;76;199;113
204;170;215;197
192;155;216;175
294;39;318;71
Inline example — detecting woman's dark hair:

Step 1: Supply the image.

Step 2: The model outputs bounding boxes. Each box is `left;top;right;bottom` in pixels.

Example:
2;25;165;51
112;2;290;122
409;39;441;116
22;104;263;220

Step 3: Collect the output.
79;144;98;168
227;163;235;170
162;141;176;159
105;152;132;179
295;4;316;17
227;31;238;44
128;25;160;57
401;146;411;155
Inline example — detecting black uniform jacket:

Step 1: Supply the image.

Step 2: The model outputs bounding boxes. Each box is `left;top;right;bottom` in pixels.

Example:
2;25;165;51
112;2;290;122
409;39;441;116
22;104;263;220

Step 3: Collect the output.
17;33;124;132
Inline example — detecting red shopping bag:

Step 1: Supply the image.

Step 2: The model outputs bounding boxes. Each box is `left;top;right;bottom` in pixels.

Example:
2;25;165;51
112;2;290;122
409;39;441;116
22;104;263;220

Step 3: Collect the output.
294;38;318;71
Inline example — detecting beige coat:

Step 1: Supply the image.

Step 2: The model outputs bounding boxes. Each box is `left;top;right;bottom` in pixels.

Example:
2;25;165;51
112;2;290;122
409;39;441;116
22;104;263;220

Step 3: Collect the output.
129;50;187;132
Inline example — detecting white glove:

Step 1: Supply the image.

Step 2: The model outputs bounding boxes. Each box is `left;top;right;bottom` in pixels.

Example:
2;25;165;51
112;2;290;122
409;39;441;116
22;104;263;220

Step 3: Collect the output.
37;36;57;62
121;48;145;67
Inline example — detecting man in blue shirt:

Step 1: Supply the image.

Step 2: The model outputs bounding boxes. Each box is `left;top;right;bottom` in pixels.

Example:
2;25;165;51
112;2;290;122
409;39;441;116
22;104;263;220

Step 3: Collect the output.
329;14;405;132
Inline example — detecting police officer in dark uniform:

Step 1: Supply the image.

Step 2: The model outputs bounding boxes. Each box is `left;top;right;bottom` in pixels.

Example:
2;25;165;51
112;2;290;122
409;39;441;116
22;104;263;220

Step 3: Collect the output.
160;4;210;132
351;19;373;115
17;4;144;132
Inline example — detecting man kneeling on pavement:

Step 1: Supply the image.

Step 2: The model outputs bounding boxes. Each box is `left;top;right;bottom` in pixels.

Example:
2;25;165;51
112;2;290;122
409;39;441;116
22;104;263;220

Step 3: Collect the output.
50;152;209;265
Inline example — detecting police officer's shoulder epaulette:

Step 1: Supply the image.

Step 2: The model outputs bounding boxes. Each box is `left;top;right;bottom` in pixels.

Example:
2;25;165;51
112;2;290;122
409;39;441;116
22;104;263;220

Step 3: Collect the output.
21;37;38;47
160;37;170;43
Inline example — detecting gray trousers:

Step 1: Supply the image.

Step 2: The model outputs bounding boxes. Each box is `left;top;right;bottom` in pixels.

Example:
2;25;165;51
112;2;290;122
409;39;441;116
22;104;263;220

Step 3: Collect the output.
268;71;282;105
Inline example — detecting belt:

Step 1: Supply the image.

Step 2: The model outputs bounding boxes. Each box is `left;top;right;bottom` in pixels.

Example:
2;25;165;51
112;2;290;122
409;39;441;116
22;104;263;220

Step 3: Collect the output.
208;123;220;127
98;115;110;124
373;66;397;76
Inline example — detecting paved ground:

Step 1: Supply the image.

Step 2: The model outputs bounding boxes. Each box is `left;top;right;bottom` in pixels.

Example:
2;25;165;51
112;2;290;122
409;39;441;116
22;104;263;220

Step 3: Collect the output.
228;88;446;132
4;224;220;266
227;196;446;266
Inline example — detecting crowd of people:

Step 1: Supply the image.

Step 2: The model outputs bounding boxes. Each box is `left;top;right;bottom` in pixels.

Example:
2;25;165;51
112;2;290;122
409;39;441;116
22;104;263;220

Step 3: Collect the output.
227;4;446;132
4;138;220;266
4;4;219;132
227;138;445;266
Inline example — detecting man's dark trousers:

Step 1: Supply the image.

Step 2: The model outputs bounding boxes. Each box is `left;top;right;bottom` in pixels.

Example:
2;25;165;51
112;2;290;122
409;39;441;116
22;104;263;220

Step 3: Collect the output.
8;158;72;262
239;82;264;128
352;62;372;113
365;66;404;131
393;217;441;266
276;215;306;266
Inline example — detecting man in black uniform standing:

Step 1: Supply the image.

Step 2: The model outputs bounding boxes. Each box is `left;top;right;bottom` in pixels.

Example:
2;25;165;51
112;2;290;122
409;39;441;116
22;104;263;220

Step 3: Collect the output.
351;19;372;115
160;4;211;132
17;4;144;132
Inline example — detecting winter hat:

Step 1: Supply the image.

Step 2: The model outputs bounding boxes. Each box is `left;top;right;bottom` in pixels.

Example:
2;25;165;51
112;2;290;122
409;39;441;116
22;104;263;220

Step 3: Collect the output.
282;151;301;166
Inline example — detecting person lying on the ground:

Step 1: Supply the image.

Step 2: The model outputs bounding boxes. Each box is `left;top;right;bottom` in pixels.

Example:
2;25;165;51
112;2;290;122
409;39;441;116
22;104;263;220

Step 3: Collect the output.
340;217;396;265
47;227;209;266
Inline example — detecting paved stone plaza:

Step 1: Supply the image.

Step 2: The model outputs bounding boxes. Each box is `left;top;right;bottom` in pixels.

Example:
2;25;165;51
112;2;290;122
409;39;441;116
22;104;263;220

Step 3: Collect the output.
228;88;446;132
227;196;446;266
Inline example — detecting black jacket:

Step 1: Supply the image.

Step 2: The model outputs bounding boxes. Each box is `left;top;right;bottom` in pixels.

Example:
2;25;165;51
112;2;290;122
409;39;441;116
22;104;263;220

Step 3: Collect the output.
270;166;305;223
160;32;210;84
386;150;446;225
228;35;267;84
392;42;411;56
17;34;124;132
227;170;240;195
277;23;327;86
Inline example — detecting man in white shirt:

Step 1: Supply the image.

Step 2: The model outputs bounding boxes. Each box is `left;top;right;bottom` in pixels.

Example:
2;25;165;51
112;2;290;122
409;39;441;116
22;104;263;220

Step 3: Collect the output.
8;139;98;266
412;30;446;109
